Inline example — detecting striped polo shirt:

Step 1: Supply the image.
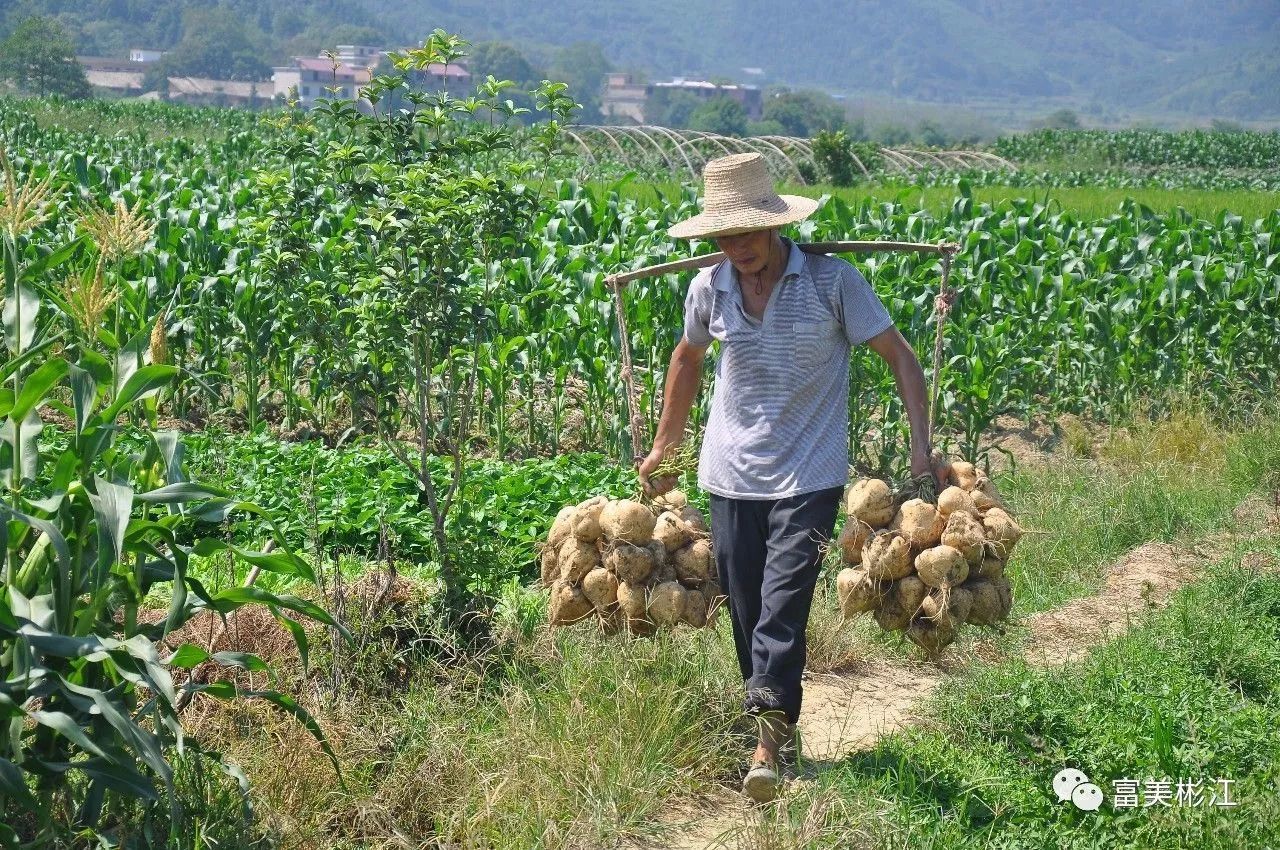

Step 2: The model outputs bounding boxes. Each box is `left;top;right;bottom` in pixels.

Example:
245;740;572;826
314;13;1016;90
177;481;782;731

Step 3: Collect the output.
682;237;893;499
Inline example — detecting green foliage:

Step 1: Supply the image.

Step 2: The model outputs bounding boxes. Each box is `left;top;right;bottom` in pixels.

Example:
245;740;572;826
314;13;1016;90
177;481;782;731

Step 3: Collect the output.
687;96;748;136
874;123;912;146
0;155;340;844
238;31;577;611
144;7;272;83
547;42;613;123
762;89;847;137
996;127;1280;171
642;86;702;128
0;17;90;99
3;94;1279;488
811;129;861;186
1038;108;1083;129
460;41;538;87
917;119;949;147
180;432;638;595
464;40;542;117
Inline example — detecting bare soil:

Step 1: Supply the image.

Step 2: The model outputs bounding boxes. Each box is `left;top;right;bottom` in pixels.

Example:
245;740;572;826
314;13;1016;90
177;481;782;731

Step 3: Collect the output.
1021;542;1199;666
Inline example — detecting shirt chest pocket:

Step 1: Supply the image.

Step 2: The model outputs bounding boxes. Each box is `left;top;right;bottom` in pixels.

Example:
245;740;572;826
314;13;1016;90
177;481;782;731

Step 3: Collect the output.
793;319;839;367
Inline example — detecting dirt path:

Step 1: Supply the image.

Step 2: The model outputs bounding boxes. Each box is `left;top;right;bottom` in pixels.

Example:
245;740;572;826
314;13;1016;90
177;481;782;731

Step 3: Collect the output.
1022;542;1199;666
630;540;1215;850
795;662;943;762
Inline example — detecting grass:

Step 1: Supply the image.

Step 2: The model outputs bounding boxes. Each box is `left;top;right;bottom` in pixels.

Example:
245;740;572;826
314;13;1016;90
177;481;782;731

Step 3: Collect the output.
802;408;1280;673
601;180;1280;221
764;553;1280;850
190;610;746;849
990;407;1280;614
172;408;1280;847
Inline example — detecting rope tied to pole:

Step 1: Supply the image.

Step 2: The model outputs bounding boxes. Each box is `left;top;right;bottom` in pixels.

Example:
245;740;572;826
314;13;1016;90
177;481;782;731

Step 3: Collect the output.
608;276;647;465
928;246;958;446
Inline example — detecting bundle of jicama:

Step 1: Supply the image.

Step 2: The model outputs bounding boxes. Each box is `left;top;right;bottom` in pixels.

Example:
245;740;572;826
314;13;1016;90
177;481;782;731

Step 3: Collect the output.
541;490;723;633
835;462;1020;658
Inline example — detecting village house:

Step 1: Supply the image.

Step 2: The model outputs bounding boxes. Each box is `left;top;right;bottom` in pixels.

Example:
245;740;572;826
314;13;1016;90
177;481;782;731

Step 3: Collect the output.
334;45;381;69
600;72;647;122
79;55;143;93
79;49;169;92
79;43;471;111
601;72;763;123
272;45;471;109
272;57;368;107
160;78;272;108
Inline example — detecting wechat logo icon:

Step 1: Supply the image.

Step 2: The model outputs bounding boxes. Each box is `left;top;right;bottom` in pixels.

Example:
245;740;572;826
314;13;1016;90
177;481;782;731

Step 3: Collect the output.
1053;768;1104;812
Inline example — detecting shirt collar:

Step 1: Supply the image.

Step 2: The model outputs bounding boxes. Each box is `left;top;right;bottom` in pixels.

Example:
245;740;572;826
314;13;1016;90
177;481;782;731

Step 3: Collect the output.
712;236;805;292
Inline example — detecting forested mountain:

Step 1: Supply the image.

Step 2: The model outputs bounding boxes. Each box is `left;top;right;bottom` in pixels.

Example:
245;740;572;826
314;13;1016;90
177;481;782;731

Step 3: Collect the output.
4;0;1277;120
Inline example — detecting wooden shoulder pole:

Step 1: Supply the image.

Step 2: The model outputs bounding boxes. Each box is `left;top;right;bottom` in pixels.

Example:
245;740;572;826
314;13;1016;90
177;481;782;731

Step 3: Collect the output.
605;240;959;289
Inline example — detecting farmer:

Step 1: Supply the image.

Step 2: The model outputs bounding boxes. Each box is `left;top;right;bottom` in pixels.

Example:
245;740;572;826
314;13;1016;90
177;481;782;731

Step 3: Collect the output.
639;152;947;803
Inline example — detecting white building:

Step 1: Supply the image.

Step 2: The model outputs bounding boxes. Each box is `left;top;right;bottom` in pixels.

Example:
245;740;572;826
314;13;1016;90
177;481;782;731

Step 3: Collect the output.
273;49;471;109
601;73;764;123
272;57;368;107
129;48;166;64
335;45;381;69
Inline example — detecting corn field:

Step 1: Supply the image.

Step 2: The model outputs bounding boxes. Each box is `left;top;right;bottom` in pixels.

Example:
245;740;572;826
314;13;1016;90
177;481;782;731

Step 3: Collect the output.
1;98;1278;476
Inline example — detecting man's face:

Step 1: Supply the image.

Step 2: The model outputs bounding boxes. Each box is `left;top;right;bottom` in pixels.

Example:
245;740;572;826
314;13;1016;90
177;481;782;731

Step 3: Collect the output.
714;229;775;277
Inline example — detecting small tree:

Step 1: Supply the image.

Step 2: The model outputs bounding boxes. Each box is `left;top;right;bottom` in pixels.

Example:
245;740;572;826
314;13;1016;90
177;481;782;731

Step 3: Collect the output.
644;87;701;127
1040;108;1082;129
763;90;846;137
0;17;92;99
812;129;856;186
688;96;748;136
918;119;949;147
243;32;577;613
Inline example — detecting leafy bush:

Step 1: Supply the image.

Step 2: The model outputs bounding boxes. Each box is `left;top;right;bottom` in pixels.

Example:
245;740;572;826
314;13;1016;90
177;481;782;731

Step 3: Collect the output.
812;129;858;186
182;431;641;596
241;31;577;612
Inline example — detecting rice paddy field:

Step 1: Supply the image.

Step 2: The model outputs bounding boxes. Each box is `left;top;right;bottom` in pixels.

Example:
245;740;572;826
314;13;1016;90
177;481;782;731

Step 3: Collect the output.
1;87;1278;849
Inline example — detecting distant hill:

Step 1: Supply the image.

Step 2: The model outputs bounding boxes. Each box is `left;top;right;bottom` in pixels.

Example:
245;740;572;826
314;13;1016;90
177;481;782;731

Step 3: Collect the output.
5;0;1279;123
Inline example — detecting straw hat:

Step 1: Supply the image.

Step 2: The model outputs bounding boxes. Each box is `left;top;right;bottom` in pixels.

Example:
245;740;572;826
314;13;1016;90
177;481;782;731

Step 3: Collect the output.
668;152;819;240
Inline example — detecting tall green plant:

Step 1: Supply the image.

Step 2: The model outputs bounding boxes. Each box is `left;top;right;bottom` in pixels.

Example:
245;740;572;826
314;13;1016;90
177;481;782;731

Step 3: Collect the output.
0;155;343;845
243;31;577;610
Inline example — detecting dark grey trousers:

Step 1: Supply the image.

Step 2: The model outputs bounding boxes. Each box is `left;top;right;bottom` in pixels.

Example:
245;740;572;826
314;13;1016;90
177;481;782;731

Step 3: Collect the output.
708;486;842;725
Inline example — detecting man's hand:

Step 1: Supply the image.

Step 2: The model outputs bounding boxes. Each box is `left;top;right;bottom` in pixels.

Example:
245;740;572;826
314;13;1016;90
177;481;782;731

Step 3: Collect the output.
638;444;680;498
912;447;951;489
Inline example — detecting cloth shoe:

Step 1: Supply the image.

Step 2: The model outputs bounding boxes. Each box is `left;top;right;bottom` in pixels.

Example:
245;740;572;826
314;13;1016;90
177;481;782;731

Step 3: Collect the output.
742;756;781;803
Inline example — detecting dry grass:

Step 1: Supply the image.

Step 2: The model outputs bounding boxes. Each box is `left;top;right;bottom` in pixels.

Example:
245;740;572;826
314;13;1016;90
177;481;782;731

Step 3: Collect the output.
731;788;872;850
1101;401;1229;469
185;604;743;850
1055;412;1095;458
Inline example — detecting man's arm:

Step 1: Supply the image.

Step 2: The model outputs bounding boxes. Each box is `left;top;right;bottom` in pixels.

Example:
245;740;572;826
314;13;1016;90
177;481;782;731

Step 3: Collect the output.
864;326;948;486
638;337;708;496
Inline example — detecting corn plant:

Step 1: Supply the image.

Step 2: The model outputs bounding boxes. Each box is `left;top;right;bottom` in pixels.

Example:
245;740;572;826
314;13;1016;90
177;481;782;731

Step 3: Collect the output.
0;154;343;845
